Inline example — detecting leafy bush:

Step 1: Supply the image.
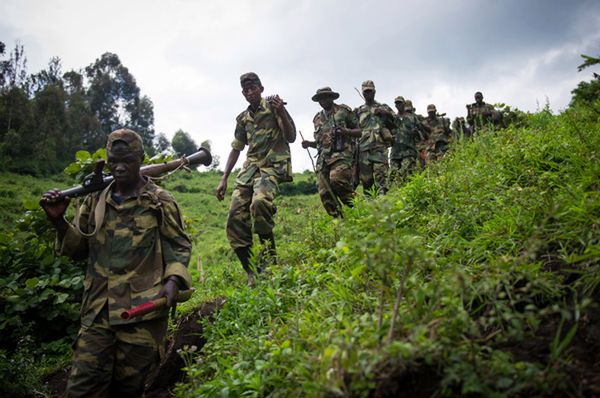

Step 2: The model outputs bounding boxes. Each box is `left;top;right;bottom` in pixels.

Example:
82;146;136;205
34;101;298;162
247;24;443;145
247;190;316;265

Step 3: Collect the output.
0;202;84;348
0;200;84;396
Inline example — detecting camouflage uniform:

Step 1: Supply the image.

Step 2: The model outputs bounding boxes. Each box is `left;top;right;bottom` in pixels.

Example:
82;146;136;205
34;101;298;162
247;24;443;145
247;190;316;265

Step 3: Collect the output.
467;94;496;133
57;179;192;397
421;104;452;163
452;116;472;140
227;97;295;249
312;100;358;216
389;96;418;186
405;99;429;165
354;81;394;195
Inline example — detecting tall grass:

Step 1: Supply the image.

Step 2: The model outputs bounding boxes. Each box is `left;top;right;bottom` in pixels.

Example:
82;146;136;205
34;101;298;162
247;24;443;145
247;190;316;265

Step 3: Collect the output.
177;104;599;397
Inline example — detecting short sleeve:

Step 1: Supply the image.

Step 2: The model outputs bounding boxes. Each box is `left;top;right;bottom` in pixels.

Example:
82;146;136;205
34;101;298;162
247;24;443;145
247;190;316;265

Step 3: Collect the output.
232;113;248;151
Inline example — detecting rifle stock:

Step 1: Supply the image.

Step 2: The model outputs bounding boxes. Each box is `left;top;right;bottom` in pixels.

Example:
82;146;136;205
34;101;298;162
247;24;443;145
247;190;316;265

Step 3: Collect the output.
54;147;212;201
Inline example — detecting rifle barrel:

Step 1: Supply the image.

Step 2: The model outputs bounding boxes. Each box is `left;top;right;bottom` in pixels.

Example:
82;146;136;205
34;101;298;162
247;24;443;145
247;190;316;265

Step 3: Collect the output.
55;147;212;200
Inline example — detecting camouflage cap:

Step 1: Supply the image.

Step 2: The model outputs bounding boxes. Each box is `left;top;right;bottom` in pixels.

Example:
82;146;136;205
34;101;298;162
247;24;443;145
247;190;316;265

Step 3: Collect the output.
404;99;415;111
394;96;405;103
240;72;261;87
311;86;340;102
427;104;437;112
107;128;144;154
361;80;375;92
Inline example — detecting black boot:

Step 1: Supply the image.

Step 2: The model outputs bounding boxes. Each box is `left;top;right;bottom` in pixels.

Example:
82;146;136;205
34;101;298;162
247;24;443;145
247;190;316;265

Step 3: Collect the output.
234;246;255;286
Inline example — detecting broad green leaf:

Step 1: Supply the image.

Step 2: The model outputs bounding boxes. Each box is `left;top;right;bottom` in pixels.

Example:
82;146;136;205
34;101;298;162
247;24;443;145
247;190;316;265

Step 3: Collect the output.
25;277;39;288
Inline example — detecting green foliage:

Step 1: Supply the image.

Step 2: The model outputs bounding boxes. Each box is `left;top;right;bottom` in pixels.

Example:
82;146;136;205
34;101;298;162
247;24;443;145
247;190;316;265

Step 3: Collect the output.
0;205;84;348
0;202;84;396
571;54;600;109
63;148;108;182
176;104;599;397
172;129;197;157
0;43;157;175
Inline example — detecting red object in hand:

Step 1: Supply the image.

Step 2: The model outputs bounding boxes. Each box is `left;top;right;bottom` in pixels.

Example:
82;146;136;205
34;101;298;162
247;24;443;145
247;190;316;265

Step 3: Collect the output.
121;298;165;320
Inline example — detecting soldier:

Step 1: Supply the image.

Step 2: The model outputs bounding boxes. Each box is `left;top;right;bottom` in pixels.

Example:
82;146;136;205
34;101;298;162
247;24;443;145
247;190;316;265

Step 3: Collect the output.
421;104;452;163
301;87;361;217
40;129;192;397
404;99;428;166
354;80;395;196
216;72;295;286
452;116;472;140
466;91;497;133
389;96;418;185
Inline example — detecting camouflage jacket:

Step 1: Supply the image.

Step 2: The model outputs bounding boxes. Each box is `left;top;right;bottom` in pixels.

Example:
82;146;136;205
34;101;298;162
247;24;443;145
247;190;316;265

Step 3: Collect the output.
452;117;472;139
390;113;418;160
56;180;192;326
232;98;296;185
422;116;452;146
467;102;495;130
354;101;395;153
405;111;428;147
312;103;358;168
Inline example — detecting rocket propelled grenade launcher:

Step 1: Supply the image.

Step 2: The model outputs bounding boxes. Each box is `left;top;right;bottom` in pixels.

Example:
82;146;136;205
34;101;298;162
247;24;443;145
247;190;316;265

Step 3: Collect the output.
120;289;195;320
54;147;212;201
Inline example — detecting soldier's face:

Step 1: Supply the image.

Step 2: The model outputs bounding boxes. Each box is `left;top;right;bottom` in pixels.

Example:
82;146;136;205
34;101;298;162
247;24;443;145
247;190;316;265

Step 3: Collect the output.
395;102;405;113
107;143;142;186
318;97;334;110
242;83;264;107
428;111;436;118
475;93;483;104
363;90;375;102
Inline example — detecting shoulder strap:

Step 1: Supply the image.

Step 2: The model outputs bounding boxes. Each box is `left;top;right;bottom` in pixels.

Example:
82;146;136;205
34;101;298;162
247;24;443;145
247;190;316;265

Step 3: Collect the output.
74;182;112;238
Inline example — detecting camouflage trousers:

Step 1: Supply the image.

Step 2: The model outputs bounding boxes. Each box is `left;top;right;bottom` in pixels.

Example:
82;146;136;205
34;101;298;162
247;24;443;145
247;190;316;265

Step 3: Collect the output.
67;303;167;398
389;157;416;186
317;159;355;217
424;141;448;164
359;150;389;195
227;173;279;249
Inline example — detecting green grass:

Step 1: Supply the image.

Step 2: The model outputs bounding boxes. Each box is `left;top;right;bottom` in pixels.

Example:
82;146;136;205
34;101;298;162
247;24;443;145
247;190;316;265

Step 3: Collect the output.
175;105;600;397
0;173;70;229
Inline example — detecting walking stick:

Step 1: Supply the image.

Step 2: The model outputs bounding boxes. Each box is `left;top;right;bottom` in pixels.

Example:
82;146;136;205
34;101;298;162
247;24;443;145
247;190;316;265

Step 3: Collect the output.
299;130;344;216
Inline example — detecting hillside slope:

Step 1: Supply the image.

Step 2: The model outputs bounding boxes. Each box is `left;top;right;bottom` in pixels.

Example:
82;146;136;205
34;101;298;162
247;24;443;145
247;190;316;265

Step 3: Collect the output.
177;105;600;397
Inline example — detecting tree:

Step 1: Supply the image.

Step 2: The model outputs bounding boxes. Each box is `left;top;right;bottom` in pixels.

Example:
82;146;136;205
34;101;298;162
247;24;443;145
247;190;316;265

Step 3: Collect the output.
155;132;172;153
171;129;197;156
571;54;600;107
84;53;154;151
63;70;101;158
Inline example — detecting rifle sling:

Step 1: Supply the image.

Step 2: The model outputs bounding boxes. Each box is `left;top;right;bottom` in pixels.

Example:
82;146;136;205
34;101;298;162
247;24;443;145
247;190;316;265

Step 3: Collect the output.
73;182;112;238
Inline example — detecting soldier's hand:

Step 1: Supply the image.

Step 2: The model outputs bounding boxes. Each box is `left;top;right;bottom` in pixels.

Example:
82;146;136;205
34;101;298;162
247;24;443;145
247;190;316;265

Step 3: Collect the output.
216;179;227;201
301;140;311;149
159;277;180;308
374;108;391;116
268;95;285;111
40;189;70;221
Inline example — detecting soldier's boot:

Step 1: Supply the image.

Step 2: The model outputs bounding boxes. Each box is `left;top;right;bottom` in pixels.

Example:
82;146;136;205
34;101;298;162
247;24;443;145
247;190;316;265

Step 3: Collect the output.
258;233;277;272
234;246;255;287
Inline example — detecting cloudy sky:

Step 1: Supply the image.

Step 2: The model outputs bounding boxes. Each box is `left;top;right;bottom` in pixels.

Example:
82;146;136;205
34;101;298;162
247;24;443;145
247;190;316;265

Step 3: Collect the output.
1;0;599;171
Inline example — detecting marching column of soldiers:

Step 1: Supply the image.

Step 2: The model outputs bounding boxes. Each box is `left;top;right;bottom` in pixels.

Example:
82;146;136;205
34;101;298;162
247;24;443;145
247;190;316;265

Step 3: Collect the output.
300;81;501;212
216;72;502;285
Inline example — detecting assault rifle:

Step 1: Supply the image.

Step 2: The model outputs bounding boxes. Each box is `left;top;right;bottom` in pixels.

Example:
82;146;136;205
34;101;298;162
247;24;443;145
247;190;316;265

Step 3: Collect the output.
49;147;212;202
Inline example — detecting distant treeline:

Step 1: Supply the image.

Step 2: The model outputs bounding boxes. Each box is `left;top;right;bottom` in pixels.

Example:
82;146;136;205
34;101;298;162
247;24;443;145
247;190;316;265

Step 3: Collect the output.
0;41;208;175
